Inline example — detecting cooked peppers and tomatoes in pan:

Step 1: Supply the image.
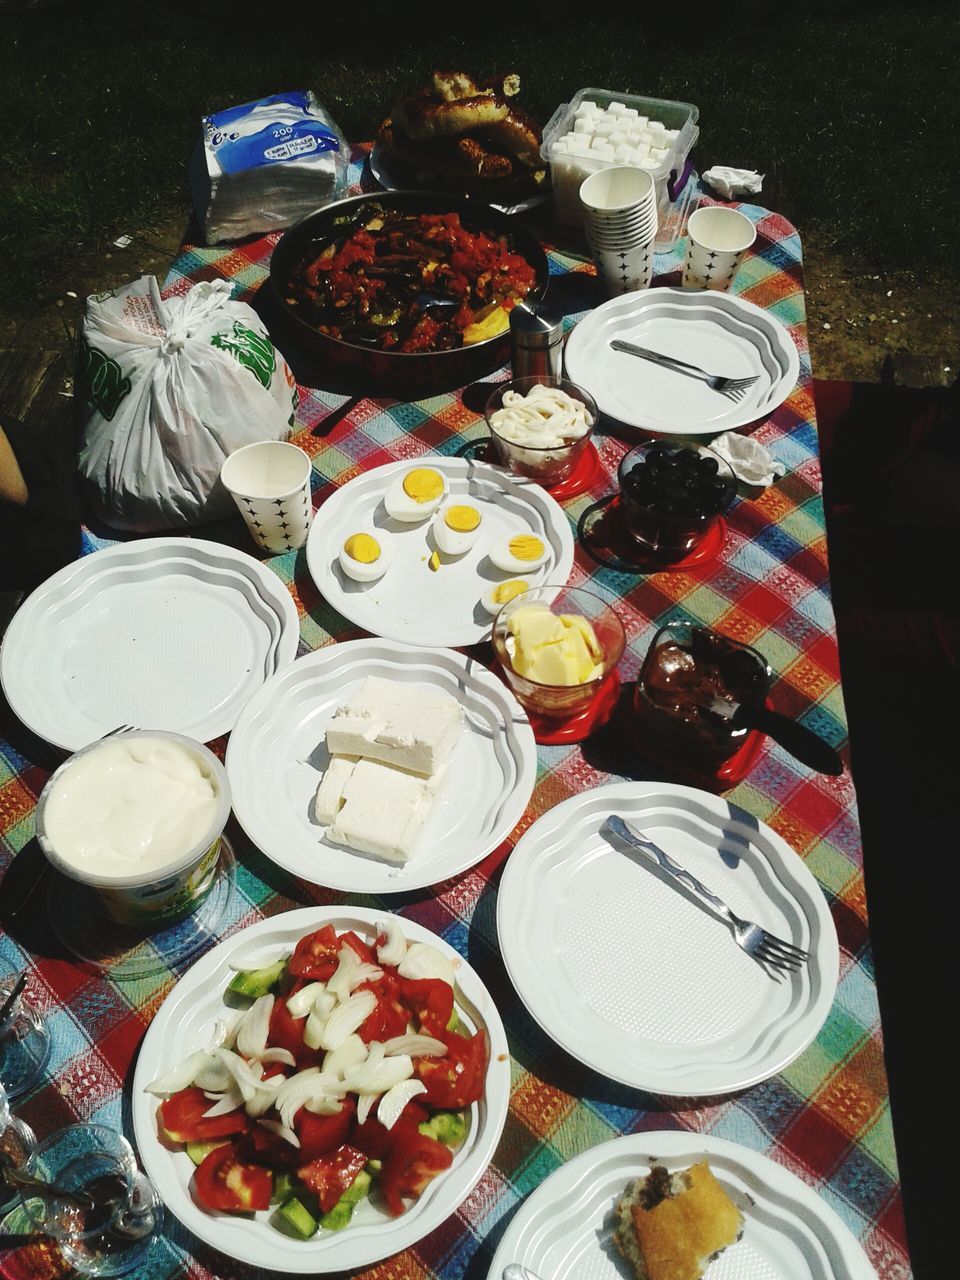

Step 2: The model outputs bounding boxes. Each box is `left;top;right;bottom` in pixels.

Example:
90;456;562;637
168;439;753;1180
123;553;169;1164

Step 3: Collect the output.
145;921;486;1238
284;202;537;353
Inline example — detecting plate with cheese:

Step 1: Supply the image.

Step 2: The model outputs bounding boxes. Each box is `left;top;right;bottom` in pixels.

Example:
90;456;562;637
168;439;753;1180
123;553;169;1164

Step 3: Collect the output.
305;456;575;649
225;639;537;893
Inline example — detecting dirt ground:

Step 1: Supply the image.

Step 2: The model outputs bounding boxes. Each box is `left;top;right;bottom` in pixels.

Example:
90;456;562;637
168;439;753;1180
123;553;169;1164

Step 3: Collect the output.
0;212;956;392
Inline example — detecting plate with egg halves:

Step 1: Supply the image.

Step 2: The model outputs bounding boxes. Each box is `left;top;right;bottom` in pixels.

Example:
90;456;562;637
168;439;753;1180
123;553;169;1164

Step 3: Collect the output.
225;639;537;894
305;456;575;649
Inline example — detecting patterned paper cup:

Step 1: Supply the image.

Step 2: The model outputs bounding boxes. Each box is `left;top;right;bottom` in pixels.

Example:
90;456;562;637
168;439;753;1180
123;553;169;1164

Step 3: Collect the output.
682;205;757;291
221;441;313;553
589;238;656;297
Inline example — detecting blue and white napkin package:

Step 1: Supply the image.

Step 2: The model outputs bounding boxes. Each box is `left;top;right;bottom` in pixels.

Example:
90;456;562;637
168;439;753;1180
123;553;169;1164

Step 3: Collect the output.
189;91;348;244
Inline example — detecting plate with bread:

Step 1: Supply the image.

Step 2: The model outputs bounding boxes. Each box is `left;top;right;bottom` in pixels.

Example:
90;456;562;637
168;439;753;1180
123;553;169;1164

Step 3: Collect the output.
373;68;551;213
488;1131;876;1280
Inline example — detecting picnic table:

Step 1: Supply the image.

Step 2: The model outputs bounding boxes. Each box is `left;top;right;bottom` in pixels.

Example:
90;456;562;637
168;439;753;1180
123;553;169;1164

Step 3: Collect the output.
0;145;911;1280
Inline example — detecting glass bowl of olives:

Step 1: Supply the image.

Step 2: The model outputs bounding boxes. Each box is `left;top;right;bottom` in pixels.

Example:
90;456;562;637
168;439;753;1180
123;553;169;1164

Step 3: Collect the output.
617;440;737;559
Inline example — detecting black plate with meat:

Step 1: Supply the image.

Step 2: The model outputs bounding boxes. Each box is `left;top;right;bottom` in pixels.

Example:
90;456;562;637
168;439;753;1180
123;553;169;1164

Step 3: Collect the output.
269;191;549;396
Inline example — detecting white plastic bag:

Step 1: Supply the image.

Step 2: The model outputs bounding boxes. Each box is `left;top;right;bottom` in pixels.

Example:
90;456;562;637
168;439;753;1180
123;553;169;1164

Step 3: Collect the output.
77;276;298;532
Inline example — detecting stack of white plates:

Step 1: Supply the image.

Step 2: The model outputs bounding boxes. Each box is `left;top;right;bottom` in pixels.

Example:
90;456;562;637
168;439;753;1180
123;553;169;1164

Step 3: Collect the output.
564;287;801;434
1;539;300;750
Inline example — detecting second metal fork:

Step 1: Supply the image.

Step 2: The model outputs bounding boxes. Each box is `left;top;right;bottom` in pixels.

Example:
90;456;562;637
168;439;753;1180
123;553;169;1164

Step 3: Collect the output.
610;338;760;402
607;816;809;976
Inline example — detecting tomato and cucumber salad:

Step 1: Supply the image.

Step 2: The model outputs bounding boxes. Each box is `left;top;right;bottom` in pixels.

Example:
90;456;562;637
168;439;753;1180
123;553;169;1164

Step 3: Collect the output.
147;922;484;1239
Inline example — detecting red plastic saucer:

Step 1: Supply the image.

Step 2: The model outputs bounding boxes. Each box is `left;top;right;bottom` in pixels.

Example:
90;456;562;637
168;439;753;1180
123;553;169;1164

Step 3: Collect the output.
627;695;771;791
455;437;606;502
545;440;607;501
524;669;622;745
578;494;726;573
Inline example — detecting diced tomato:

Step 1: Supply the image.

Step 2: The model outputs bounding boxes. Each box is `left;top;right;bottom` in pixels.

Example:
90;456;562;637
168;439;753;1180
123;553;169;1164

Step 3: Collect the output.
348;1100;431;1159
399;977;454;1038
242;1123;300;1168
268;996;323;1068
358;971;409;1043
158;1087;249;1144
380;1131;453;1216
288;925;340;980
194;1142;272;1212
414;1030;486;1109
297;1144;367;1213
339;930;377;965
294;1098;355;1162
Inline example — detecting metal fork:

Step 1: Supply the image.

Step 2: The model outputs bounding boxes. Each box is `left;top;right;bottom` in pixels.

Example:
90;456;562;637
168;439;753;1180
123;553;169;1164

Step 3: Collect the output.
610;338;760;402
607;816;809;976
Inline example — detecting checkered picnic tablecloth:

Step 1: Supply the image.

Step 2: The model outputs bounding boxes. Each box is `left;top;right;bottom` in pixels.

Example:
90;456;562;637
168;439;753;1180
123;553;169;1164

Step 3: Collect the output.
0;146;911;1280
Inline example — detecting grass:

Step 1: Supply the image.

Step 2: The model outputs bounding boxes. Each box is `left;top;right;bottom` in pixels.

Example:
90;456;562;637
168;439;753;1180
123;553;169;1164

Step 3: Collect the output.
0;1;956;311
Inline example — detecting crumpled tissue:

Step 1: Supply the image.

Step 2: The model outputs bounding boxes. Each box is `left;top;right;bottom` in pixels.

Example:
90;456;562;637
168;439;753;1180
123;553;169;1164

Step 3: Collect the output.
702;166;764;200
710;432;785;487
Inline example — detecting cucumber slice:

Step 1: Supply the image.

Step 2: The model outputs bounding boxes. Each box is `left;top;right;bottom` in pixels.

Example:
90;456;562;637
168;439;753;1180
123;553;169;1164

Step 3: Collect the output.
185;1139;229;1165
272;1171;297;1204
227;958;287;999
272;1196;319;1240
418;1111;467;1146
319;1169;372;1231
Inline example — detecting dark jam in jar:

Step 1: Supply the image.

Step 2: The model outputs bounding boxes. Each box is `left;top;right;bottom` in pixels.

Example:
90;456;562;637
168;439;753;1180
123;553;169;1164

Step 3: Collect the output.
635;624;770;768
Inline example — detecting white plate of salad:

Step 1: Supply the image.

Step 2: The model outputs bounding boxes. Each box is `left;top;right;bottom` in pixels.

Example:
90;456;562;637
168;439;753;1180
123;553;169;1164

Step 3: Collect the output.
131;907;511;1273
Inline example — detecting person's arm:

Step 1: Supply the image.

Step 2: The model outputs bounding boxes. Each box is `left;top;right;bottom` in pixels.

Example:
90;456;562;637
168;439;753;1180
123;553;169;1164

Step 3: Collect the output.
0;425;29;506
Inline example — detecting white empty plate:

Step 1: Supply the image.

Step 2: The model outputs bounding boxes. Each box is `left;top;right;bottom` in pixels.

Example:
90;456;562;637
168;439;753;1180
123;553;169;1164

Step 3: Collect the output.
225;639;537;893
305;457;574;649
497;781;838;1096
488;1131;876;1280
563;287;801;434
133;906;511;1274
1;539;300;750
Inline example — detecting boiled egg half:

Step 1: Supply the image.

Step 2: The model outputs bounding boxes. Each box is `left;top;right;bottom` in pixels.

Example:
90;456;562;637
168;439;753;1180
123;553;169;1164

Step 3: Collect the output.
338;529;394;583
488;532;549;575
383;467;448;522
480;578;530;615
433;503;483;556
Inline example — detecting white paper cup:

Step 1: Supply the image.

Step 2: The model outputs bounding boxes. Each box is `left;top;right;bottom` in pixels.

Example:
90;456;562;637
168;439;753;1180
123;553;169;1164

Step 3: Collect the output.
682;205;757;291
36;731;231;926
220;441;313;553
580;166;658;217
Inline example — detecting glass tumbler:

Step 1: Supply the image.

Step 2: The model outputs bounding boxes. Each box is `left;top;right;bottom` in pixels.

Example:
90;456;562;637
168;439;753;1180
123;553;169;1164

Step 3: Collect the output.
19;1124;162;1276
0;954;51;1101
0;1079;37;1213
485;377;598;487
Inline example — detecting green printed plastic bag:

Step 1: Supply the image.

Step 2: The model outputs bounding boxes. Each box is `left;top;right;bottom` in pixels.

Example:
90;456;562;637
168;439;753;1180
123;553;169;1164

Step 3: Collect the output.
78;276;298;531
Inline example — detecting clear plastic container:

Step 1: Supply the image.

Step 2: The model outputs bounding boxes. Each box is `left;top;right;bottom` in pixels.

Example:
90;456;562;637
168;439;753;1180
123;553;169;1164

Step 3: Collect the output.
541;88;699;248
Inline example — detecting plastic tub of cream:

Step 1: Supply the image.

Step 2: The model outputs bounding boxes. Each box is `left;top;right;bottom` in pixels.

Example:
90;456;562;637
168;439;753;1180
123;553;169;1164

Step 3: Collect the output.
35;731;230;926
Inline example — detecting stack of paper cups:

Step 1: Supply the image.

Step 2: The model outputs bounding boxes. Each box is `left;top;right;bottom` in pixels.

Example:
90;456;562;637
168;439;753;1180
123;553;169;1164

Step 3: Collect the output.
579;167;659;297
220;441;313;553
682;206;757;291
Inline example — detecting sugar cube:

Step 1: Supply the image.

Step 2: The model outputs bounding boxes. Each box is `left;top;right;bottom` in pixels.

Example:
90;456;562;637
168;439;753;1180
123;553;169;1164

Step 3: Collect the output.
574;118;592;134
591;136;609;150
614;145;633;162
640;157;659;170
636;116;649;130
609;130;627;145
622;107;639;121
607;101;627;116
632;143;650;161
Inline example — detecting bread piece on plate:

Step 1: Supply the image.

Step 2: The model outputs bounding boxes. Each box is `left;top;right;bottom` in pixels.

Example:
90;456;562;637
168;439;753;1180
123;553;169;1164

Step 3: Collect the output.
613;1162;743;1280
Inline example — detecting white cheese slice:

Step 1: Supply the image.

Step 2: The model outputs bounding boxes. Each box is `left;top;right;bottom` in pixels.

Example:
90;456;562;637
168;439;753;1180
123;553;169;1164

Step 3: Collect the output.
313;754;360;824
326;758;448;863
325;677;462;777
